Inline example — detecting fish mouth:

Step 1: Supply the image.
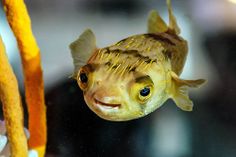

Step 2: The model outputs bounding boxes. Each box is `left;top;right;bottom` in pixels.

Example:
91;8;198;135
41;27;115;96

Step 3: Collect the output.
94;98;121;110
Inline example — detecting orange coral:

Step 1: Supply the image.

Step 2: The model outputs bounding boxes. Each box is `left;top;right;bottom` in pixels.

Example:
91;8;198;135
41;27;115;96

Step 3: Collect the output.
0;37;28;157
2;0;47;156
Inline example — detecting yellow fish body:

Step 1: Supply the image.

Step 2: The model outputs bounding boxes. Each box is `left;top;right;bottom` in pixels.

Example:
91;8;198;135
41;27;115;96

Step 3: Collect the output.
70;0;206;121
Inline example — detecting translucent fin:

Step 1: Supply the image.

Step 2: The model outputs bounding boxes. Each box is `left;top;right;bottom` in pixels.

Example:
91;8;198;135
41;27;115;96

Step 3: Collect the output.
169;72;206;111
167;0;181;34
69;29;97;76
147;10;168;33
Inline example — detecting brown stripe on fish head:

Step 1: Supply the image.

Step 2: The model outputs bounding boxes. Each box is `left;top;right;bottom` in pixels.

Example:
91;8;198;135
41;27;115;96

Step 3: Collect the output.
96;47;157;77
166;29;182;42
109;49;155;63
135;75;153;84
82;63;99;73
144;33;176;46
105;61;112;66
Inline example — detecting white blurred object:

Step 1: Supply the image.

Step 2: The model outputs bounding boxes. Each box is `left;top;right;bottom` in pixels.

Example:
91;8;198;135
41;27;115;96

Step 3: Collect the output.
228;0;236;4
28;150;38;157
191;0;236;32
0;120;38;157
149;108;191;157
0;135;7;152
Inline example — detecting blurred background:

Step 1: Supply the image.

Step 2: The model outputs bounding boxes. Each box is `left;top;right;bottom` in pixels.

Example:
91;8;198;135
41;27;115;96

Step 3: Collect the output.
0;0;236;156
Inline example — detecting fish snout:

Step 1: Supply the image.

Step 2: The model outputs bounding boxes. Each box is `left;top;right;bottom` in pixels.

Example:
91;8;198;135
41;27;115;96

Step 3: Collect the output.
92;88;121;104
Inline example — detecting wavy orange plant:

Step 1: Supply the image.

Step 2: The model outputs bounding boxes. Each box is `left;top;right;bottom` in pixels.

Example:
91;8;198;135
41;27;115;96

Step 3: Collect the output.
1;0;47;156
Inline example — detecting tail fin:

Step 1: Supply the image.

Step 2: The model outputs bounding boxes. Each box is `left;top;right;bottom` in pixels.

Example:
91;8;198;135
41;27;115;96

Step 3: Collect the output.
147;0;181;34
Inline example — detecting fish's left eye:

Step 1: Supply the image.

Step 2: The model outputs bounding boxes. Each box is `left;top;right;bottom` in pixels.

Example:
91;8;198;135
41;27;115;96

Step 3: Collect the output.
130;75;154;104
137;85;153;103
140;87;150;97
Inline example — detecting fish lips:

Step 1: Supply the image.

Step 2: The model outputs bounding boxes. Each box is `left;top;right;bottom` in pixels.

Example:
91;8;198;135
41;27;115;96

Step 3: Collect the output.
85;93;122;112
94;98;121;110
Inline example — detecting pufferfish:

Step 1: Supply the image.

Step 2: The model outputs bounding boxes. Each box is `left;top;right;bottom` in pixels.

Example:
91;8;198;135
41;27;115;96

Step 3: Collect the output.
69;0;206;121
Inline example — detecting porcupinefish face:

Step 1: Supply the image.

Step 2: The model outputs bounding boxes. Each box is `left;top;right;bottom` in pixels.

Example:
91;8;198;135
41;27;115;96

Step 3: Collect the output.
76;53;169;121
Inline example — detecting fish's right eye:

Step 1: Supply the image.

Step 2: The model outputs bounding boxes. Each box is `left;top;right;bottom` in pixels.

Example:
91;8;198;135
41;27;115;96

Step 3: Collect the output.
77;68;90;90
79;73;88;83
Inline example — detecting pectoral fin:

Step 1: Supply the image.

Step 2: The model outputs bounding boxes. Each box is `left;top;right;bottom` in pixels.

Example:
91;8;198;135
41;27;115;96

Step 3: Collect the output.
169;72;206;111
69;29;97;77
147;10;168;33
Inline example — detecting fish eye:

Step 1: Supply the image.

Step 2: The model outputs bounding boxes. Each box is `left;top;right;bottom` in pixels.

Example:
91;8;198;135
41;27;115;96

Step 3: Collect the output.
79;73;88;83
77;68;90;90
130;75;154;104
140;87;150;97
137;85;153;103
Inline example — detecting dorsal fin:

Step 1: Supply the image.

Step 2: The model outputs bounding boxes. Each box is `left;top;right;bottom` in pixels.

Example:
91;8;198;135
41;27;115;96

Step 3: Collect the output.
167;0;181;34
69;29;97;76
148;10;168;33
147;0;181;35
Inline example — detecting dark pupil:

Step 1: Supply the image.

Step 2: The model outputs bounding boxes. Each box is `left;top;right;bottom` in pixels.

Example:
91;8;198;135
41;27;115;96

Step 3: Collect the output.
140;87;150;97
80;73;88;83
